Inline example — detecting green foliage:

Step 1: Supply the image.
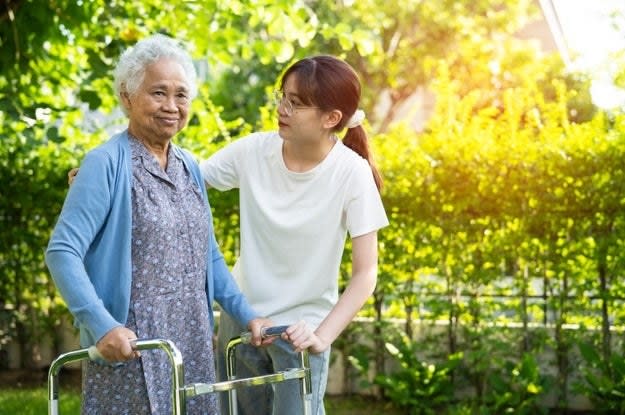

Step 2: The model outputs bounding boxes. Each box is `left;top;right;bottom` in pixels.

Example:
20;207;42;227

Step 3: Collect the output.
3;2;625;413
374;332;461;414
575;341;625;414
479;353;549;414
371;19;625;410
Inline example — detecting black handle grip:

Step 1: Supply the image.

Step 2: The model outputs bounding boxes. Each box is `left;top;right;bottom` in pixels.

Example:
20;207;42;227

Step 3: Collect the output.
239;325;291;344
261;325;290;338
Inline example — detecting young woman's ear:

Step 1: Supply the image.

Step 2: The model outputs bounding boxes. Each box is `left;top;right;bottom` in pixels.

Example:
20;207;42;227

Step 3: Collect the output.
323;110;343;129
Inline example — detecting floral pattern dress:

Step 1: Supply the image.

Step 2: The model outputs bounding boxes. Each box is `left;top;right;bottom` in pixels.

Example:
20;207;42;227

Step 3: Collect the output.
81;136;218;414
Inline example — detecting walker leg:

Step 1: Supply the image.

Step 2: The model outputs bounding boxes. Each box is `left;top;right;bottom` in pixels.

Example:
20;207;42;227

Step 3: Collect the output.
227;337;242;414
224;326;312;415
300;351;313;415
48;339;186;415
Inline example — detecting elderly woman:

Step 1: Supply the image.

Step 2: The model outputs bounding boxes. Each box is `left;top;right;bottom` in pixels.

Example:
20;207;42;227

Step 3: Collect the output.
45;34;270;414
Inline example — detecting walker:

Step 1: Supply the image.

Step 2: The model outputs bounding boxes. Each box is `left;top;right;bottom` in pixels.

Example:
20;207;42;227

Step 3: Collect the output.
48;326;312;414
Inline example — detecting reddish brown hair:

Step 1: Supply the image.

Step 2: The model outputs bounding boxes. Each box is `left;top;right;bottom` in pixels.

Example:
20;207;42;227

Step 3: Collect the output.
280;55;382;190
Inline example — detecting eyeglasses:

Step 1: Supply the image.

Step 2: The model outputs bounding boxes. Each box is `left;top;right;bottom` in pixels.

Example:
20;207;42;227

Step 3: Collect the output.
273;90;318;117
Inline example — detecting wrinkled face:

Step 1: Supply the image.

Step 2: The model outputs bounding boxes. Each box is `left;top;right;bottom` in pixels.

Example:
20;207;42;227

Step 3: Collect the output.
122;58;190;142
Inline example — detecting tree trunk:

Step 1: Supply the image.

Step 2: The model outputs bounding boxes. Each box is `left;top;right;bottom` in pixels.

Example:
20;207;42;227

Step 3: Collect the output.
373;290;385;398
521;263;529;354
404;278;415;340
597;238;611;363
341;330;354;396
13;266;28;369
555;269;569;410
446;272;457;356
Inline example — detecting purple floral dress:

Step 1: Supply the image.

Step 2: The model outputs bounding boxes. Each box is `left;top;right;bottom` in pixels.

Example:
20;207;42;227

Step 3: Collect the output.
81;137;218;414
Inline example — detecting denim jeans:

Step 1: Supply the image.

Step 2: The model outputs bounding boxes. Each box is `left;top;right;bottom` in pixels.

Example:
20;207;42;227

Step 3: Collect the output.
215;312;329;415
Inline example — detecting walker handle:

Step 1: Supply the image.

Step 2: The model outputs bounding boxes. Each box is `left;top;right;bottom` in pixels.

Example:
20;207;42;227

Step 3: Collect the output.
87;339;139;362
49;339;185;415
239;325;290;344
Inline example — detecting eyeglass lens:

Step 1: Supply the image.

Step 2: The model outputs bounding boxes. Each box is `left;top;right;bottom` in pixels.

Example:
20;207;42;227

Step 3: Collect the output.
275;91;294;116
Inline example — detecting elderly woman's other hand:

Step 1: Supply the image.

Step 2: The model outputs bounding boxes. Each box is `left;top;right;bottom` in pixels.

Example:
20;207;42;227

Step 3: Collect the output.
95;326;141;362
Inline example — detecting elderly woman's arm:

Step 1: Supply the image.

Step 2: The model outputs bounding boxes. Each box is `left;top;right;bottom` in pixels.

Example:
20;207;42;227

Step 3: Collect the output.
46;149;136;360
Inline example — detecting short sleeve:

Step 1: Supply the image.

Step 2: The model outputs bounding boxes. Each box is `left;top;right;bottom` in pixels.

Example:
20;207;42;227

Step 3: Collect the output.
345;160;389;237
200;137;249;191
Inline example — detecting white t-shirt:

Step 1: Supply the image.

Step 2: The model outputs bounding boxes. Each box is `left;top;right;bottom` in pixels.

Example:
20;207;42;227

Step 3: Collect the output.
200;131;389;328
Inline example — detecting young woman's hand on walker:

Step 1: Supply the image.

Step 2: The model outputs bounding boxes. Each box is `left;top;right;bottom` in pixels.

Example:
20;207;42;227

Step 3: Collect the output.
284;320;330;354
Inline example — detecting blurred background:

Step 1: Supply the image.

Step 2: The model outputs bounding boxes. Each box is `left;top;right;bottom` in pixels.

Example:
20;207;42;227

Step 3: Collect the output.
1;0;625;413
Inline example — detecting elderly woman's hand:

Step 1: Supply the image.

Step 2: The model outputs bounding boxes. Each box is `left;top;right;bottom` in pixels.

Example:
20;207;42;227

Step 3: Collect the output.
247;317;275;347
95;326;141;362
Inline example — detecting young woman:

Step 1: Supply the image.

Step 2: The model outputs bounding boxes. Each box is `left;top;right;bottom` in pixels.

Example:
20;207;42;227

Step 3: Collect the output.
203;55;388;415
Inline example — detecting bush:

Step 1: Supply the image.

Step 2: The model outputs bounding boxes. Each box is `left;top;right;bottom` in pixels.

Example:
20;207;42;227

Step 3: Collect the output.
575;341;625;414
374;332;461;414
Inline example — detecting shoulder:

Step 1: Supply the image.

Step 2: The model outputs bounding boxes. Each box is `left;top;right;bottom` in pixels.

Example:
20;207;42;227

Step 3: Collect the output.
332;141;379;193
234;130;279;150
86;130;128;161
73;131;131;190
81;131;129;170
335;140;371;173
213;130;280;160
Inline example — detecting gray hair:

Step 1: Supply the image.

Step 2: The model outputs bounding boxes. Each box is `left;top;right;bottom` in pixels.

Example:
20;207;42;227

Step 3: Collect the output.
113;34;198;108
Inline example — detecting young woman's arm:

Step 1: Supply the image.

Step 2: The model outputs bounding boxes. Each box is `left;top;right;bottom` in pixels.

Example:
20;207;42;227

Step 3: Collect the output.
286;230;378;353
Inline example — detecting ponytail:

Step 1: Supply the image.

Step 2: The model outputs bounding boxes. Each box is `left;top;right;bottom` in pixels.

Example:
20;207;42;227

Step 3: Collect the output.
343;126;383;191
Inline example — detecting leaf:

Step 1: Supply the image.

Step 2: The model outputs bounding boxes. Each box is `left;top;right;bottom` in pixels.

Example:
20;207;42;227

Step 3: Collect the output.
578;342;602;367
78;89;102;111
46;126;64;144
526;382;540;394
275;42;294;64
353;29;376;56
385;342;400;356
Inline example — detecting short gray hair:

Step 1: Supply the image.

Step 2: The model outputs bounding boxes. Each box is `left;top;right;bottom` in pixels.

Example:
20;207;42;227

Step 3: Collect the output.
113;34;198;105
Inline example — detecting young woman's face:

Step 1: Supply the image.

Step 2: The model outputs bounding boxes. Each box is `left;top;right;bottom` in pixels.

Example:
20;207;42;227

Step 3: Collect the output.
277;74;328;143
122;58;191;143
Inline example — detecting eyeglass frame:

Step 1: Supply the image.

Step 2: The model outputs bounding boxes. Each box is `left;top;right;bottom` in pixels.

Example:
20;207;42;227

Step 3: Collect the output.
273;90;319;117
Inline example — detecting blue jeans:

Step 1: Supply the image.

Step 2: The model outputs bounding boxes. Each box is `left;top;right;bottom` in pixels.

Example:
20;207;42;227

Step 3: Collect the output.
216;312;329;415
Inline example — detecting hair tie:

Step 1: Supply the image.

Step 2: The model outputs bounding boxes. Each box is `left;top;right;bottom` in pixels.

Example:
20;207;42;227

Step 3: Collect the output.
346;109;365;129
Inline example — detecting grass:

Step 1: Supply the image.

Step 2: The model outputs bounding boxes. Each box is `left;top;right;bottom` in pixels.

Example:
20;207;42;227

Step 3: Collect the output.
0;387;81;414
0;387;404;415
326;394;406;415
